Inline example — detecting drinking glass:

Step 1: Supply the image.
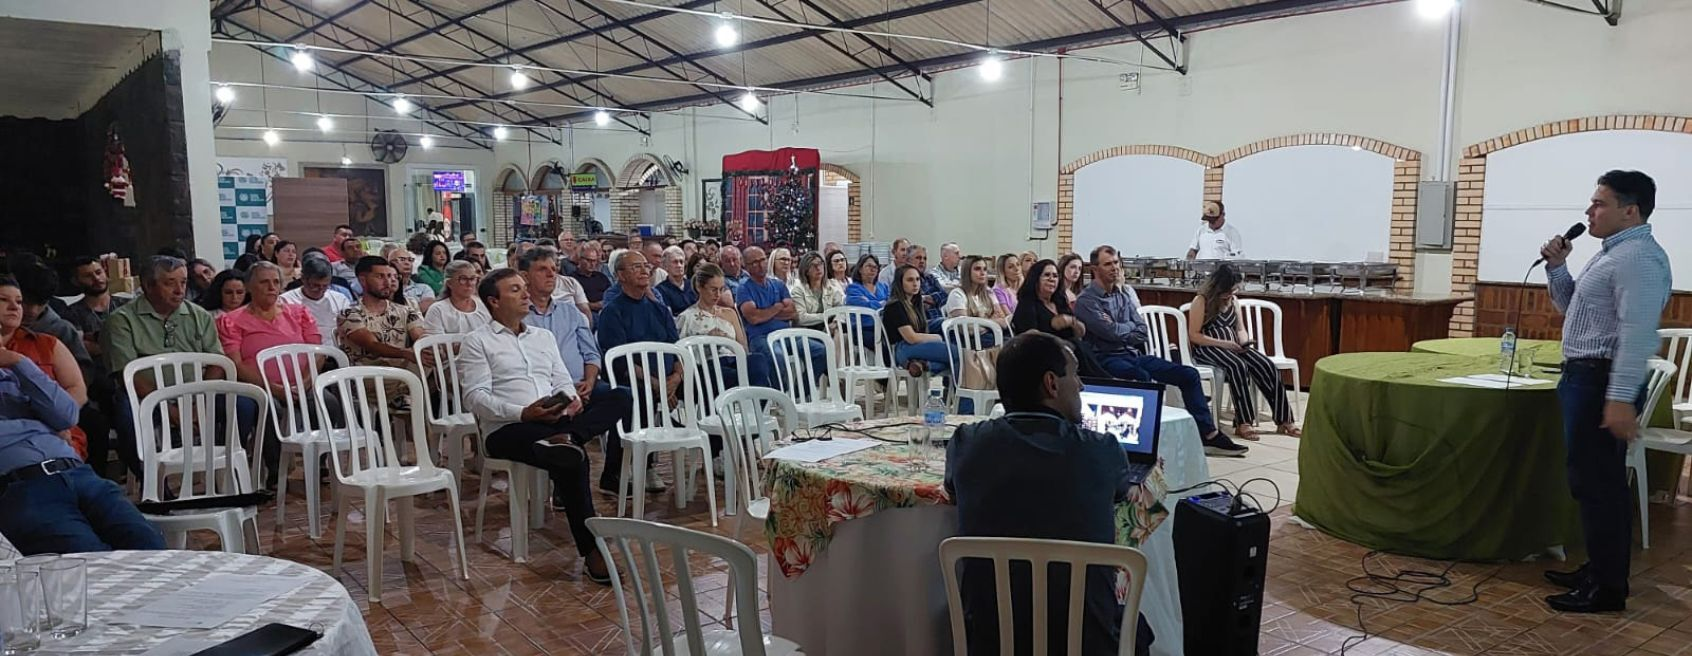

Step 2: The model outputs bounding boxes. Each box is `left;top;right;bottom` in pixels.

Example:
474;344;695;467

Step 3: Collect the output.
906;425;930;472
38;558;85;639
10;556;55;637
0;568;42;654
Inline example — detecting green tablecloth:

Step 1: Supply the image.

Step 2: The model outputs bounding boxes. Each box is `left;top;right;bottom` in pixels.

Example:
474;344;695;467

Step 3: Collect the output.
1296;351;1580;561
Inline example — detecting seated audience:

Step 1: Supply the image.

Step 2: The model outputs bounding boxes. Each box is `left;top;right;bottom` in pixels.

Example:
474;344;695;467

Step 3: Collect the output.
944;331;1154;656
884;265;955;378
790;252;844;330
388;248;436;310
188;258;217;303
336;256;429;409
1187;263;1301;439
906;245;949;330
718;245;748;306
680;239;698;261
416;240;452;295
878;238;910;286
654;246;696;316
557;238;580;276
1;277;90;459
993;253;1023;315
1013;259;1108;379
216;262;322;486
1074;246;1246;456
104;256;257;476
280;257;353;348
1059;253;1086;306
519;249;636;495
1019;250;1038;276
570;239;612;313
931;242;964;290
770;248;795;286
596;249;683;489
459;241;491;271
825;249;851;292
460;232;477;249
331;238;366;296
459;268;621;583
737;246;825;388
703;239;721;263
322;224;355;263
679;262;767;389
64;256;127;477
7;264;91;375
274;240;302;285
422;260;491;335
259;232;281;262
946;255;1010;330
198;269;246;318
0;338;165;555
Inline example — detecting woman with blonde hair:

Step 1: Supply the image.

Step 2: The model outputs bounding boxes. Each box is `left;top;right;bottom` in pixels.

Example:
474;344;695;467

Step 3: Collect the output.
992;253;1023;315
789;251;843;329
945;255;1008;329
770;247;795;285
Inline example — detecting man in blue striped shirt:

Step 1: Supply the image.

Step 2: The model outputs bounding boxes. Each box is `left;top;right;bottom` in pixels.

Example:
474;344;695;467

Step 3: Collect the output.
1538;170;1671;613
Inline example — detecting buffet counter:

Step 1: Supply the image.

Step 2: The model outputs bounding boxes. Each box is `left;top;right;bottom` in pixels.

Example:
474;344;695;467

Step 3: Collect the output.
1130;283;1471;387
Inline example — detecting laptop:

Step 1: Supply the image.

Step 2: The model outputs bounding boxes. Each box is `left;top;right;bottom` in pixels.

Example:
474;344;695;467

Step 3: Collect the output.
1079;377;1164;486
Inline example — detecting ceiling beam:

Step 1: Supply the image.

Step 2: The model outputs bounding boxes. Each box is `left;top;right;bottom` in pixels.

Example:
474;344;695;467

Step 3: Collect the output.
1126;0;1185;42
336;0;523;68
1087;0;1184;74
281;0;376;43
749;0;930;106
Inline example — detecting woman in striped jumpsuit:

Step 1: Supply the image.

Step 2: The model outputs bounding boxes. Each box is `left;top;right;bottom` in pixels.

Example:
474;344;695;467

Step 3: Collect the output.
1187;264;1301;440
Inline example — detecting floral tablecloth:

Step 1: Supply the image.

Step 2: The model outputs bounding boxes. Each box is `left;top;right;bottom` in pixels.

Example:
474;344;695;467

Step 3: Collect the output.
764;416;1170;578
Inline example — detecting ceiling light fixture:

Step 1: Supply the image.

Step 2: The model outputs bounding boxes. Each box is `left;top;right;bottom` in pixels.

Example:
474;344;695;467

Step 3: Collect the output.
290;47;314;72
316;115;334;132
738;90;761;113
714;14;740;48
214;85;235;104
978;52;1004;81
595;109;611;127
492;125;510;140
262;129;281;146
392;95;413;113
1414;0;1456;19
340;155;353;166
419;134;436;149
509;67;531;90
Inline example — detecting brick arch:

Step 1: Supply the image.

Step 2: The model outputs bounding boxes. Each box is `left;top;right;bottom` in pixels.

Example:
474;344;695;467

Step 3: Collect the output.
1053;135;1422;293
1446;114;1692;336
609;153;681;233
574;157;614;186
819;163;863;242
614;153;677;188
493;164;529;192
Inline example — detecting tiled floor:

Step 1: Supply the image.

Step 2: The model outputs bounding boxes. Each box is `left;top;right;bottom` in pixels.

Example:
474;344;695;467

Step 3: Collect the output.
229;410;1692;655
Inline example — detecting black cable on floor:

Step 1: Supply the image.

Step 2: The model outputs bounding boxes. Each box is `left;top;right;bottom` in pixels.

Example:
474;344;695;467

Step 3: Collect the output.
1337;551;1501;655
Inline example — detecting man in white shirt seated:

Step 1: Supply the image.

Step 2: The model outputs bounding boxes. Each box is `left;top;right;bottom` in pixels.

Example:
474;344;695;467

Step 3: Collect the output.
458;268;627;584
1185;200;1244;260
280;257;353;347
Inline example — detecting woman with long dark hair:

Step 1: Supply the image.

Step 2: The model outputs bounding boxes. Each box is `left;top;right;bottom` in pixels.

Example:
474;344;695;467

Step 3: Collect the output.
1187;263;1300;439
1013;259;1107;377
844;254;890;313
199;270;247;318
884;265;953;377
259;232;281;262
1057;253;1085;305
825;249;850;291
274;240;301;285
416;240;451;295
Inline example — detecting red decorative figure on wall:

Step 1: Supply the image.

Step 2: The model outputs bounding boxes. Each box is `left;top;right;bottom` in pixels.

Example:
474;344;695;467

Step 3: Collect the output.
103;124;136;207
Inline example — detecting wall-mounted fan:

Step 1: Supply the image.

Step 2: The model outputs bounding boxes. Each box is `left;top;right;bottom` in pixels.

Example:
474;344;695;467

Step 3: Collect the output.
664;155;689;177
370;129;409;164
212;101;228;127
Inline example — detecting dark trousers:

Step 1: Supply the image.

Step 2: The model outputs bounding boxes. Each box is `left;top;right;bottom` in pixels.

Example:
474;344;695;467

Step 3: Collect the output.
484;389;627;557
80;403;114;480
0;464;166;555
113;389;260;479
1097;353;1218;437
576;382;634;487
1557;359;1639;589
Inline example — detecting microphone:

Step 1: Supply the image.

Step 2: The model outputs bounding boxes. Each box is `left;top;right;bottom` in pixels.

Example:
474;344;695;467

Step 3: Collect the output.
1532;223;1586;267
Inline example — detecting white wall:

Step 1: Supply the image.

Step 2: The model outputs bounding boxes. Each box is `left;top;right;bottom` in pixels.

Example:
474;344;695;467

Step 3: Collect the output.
1072;155;1205;258
1;0;221;263
1222;146;1396;263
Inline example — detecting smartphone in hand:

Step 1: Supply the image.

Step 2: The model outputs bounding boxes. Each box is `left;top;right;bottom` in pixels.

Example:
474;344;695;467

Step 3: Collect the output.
542;391;571;408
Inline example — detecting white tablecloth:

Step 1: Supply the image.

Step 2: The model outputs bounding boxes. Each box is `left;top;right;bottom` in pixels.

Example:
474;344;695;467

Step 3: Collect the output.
23;550;375;655
769;408;1210;656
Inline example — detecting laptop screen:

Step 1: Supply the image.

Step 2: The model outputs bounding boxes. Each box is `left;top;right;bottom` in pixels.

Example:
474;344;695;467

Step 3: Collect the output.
1078;379;1162;458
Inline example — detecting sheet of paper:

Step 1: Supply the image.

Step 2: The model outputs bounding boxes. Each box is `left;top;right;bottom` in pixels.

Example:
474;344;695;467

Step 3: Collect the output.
763;437;881;463
1465;373;1554;386
1437;375;1552;389
110;573;312;629
139;636;225;656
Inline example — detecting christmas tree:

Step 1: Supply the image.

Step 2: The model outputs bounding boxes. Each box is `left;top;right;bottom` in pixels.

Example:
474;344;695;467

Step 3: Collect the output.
763;168;816;249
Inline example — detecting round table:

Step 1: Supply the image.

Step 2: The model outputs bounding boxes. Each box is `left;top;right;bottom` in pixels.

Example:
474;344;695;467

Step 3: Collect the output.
765;411;1208;656
1295;351;1580;561
1412;336;1561;363
20;550;375;655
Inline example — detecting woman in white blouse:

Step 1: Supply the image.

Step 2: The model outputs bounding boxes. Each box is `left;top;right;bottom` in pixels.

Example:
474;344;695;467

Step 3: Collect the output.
421;260;491;335
944;255;1010;329
788;252;844;329
677;261;769;387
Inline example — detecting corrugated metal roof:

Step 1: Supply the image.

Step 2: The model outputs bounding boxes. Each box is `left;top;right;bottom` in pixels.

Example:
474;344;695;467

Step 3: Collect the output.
212;0;1376;130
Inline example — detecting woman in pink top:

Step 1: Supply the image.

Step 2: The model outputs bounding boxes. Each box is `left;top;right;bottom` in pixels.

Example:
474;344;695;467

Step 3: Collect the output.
217;262;323;393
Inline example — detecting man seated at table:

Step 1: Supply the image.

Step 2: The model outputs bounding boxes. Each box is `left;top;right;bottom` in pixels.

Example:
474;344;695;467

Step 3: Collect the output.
519;248;636;496
460;268;620;584
944;331;1152;656
0;340;165;554
1075;245;1247;457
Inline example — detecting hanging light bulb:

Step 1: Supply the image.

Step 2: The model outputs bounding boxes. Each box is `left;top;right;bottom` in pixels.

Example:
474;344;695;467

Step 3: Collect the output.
340;155;353;166
290;48;314;72
392;95;413;113
214;85;235;104
1414;0;1456;19
316;115;333;132
492;126;510;141
595;109;611;127
714;14;740;48
262;129;281;146
738;90;761;113
977;51;1004;82
419;134;436;149
509;67;531;90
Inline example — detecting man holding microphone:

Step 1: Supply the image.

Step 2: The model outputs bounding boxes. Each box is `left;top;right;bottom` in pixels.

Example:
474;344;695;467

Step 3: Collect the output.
1539;170;1671;613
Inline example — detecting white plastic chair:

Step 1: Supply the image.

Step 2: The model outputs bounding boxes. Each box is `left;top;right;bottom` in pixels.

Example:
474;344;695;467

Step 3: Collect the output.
604;342;719;526
1626;358;1681;549
768;328;863;427
414;334;480;484
824;306;899;417
587;517;803;656
316;366;470;602
1236;298;1302;419
680;335;779;516
1147;305;1225;420
940;536;1149;656
1662;329;1692;429
258;343;360;539
942;316;1004;416
137;380;268;554
469;416;550;563
714;387;799;628
122;353;239;497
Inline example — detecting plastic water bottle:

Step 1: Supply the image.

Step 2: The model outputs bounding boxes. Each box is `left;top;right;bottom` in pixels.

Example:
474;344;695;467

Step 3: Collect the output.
923;388;947;441
1499;327;1518;374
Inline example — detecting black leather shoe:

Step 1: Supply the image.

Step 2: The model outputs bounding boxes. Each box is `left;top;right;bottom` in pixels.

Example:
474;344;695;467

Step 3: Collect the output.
1546;582;1627;613
1543;563;1590;590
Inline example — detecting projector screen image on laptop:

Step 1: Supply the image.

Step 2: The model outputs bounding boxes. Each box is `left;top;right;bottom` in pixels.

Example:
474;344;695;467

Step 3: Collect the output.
1079;383;1161;457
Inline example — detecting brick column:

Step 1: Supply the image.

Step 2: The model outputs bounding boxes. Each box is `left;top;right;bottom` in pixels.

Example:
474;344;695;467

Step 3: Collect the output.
1203;166;1223;205
1447;157;1485;336
1389;160;1422;294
